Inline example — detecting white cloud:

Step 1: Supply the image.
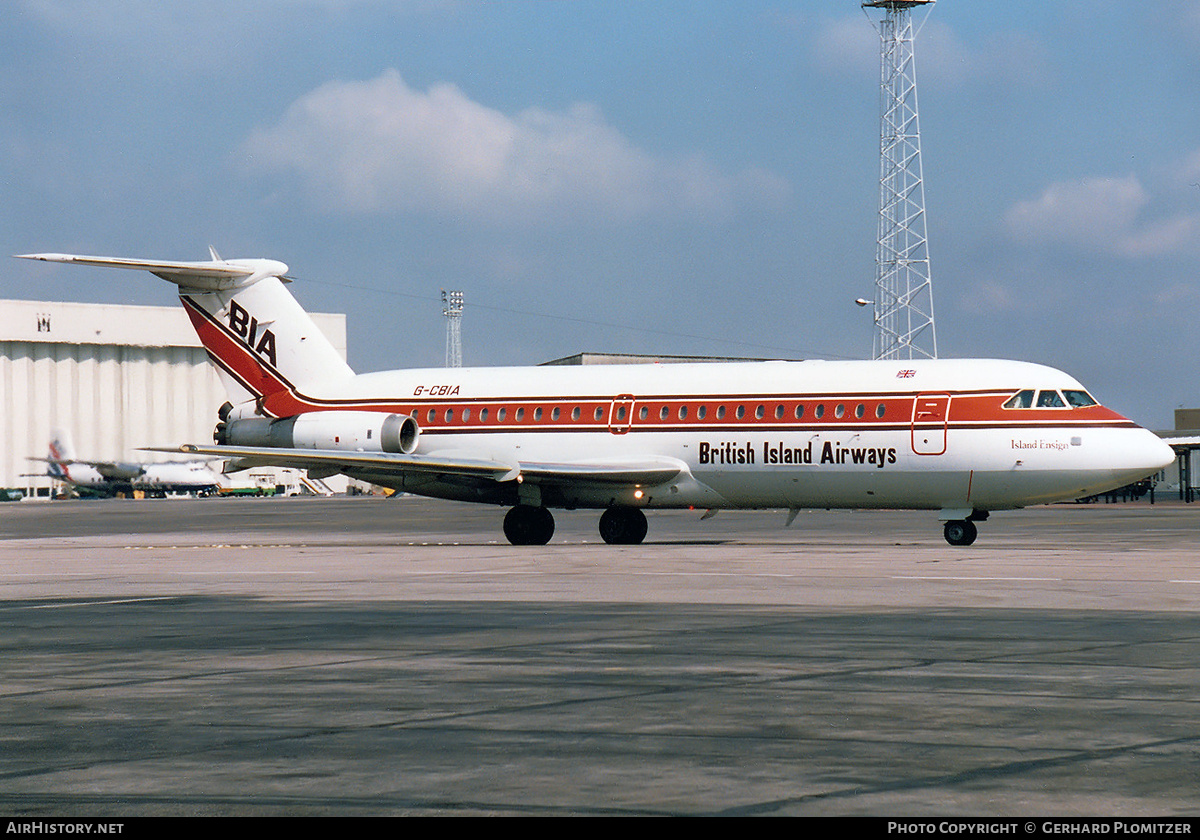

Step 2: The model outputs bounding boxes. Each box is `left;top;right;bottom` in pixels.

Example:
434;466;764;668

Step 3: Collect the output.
812;15;1050;90
1005;172;1200;258
242;69;788;224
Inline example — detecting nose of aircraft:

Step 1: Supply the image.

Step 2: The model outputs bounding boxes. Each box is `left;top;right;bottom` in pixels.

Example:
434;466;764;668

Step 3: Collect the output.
1148;433;1177;471
1118;429;1176;482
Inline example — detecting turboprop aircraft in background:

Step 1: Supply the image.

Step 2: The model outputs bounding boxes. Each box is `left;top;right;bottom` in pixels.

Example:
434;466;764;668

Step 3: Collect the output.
31;429;221;497
16;252;1174;545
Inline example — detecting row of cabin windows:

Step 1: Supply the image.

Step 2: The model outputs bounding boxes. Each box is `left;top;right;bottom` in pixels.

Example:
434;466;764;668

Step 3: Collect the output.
419;402;891;425
1002;389;1098;409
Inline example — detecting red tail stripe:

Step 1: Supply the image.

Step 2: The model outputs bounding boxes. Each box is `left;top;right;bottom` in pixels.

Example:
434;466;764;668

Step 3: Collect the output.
181;296;293;400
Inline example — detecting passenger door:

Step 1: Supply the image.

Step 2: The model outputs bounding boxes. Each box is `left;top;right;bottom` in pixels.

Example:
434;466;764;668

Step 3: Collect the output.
911;393;950;455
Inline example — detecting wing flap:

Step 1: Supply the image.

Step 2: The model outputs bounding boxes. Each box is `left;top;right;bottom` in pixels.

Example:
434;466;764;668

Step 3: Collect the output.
516;459;682;486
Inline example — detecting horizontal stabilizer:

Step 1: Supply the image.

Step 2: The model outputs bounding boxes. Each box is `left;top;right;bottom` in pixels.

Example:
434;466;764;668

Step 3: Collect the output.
16;253;289;291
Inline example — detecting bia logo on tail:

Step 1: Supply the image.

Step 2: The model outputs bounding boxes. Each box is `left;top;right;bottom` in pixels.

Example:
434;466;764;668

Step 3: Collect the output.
226;300;277;368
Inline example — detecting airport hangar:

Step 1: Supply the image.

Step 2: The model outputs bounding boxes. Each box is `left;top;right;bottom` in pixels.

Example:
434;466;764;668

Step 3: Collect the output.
0;297;347;498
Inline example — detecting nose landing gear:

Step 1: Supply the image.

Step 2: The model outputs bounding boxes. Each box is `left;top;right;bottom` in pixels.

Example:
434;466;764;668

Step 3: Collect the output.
942;519;977;546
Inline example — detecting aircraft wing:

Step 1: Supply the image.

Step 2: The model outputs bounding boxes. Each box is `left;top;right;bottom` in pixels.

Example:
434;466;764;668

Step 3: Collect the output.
28;457;143;481
75;461;146;481
145;445;682;488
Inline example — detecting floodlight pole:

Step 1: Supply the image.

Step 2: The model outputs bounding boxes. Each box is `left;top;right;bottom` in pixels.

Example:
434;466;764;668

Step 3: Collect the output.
863;0;937;360
441;289;464;368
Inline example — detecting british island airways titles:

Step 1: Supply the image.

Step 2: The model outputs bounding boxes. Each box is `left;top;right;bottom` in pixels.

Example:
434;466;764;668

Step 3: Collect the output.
699;440;898;468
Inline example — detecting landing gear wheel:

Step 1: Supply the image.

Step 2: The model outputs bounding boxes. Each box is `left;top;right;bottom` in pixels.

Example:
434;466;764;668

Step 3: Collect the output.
503;505;555;545
943;519;978;547
598;507;648;545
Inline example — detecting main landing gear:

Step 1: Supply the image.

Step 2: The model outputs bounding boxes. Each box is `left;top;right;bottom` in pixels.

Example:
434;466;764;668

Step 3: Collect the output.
503;504;555;546
502;505;648;546
598;506;647;545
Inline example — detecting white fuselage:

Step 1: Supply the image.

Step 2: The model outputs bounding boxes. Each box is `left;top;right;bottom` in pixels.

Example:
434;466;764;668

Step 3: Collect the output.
53;461;221;494
245;357;1173;512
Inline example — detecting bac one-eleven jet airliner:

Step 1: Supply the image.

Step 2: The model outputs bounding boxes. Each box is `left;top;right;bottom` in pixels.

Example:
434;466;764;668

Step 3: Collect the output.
17;252;1174;546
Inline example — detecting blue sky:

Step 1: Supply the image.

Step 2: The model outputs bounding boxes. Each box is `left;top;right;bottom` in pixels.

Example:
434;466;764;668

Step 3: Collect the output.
5;1;1200;428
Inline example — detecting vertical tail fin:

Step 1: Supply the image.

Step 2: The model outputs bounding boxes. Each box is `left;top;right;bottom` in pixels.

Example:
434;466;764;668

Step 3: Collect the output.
16;253;355;414
46;429;74;481
177;272;355;407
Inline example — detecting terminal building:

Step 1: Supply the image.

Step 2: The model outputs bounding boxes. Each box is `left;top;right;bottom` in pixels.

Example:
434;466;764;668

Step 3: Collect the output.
0;298;347;497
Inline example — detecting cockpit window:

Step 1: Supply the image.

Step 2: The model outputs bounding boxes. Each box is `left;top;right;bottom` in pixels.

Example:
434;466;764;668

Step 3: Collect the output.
1003;389;1034;409
1006;388;1099;409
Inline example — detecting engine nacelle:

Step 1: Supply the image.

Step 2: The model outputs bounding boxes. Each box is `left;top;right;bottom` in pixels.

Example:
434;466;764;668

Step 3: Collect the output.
218;410;419;454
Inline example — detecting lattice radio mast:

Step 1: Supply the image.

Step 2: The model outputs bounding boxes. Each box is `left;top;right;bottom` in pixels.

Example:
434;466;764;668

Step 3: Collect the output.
863;0;937;360
441;289;464;368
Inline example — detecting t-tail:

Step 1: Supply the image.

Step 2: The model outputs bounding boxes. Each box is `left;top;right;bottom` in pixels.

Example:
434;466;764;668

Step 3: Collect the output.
16;252;354;416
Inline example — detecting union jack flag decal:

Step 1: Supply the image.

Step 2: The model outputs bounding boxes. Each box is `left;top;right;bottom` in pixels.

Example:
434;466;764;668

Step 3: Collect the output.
896;369;916;379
